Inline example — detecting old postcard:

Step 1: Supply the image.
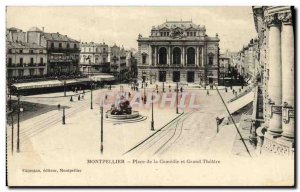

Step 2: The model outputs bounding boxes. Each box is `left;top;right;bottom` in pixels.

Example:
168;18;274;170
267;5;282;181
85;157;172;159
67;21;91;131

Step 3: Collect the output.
5;6;295;187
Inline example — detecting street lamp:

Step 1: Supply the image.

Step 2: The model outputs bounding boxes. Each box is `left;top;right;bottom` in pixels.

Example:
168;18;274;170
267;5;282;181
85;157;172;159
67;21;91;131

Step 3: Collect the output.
100;101;104;154
143;82;146;104
64;80;66;97
216;117;220;133
11;111;14;154
90;82;93;109
62;107;66;124
17;96;23;153
151;92;155;131
176;82;179;114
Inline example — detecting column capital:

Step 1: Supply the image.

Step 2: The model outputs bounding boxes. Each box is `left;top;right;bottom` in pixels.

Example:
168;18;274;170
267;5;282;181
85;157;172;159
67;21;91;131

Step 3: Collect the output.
264;14;281;27
278;11;293;25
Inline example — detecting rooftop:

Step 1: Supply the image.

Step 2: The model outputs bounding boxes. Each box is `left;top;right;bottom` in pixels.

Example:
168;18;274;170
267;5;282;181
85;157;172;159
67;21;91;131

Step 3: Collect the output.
153;20;204;30
43;32;78;42
7;41;46;49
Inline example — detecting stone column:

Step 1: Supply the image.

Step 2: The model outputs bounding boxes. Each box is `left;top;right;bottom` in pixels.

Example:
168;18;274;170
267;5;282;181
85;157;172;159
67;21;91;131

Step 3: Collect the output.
181;47;183;65
279;11;294;142
169;46;172;65
196;46;199;66
154;46;157;66
149;44;152;65
265;14;282;137
201;46;203;67
182;46;185;65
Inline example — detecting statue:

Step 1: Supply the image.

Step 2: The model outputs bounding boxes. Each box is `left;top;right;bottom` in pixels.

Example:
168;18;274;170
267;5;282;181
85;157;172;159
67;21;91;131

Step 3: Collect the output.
110;95;132;115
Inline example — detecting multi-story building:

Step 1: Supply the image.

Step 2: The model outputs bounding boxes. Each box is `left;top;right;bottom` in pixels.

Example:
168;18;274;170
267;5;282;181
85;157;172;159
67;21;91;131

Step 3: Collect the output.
137;20;220;84
6;41;47;78
26;27;80;75
110;44;128;81
219;54;230;85
79;42;110;74
252;6;294;157
6;27;47;79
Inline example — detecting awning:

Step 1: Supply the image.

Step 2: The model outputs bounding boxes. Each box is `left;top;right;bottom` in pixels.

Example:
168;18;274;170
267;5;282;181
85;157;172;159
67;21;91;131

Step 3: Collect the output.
12;80;63;90
91;75;115;82
220;90;254;118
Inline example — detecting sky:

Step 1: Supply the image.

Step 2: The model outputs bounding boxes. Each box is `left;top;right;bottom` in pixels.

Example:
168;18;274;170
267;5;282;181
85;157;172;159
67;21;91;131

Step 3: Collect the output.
6;6;257;52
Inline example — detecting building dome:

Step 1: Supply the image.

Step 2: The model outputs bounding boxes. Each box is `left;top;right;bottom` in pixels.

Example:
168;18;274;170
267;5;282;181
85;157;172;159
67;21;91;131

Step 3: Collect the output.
28;26;43;32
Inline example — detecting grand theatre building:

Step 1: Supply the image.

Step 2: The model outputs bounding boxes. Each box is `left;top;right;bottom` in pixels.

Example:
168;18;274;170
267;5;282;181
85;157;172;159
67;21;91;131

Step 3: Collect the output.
137;20;220;84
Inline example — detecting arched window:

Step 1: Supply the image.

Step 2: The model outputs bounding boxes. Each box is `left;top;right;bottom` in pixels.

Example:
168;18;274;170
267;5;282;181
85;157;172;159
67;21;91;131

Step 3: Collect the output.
173;47;181;65
142;53;147;64
158;47;167;65
208;53;214;65
187;47;195;64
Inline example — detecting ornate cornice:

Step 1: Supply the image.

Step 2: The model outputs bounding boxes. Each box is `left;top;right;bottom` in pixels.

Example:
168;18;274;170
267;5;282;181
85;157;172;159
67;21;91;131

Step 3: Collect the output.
264;14;281;27
278;11;293;24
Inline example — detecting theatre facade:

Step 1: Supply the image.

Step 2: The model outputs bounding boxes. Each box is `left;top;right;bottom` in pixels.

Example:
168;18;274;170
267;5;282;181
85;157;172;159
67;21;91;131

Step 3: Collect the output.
137;20;220;84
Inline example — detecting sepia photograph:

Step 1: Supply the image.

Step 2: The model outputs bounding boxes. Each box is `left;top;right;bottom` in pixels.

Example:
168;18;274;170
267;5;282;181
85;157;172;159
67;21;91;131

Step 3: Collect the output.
2;2;296;187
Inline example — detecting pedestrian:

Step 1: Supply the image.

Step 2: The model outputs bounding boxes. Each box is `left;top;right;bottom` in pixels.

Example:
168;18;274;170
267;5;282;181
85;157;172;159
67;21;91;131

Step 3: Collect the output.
146;82;148;87
82;94;84;99
70;96;73;102
128;92;131;98
180;87;183;93
157;90;159;94
206;90;209;96
105;94;108;100
57;104;61;110
78;95;81;101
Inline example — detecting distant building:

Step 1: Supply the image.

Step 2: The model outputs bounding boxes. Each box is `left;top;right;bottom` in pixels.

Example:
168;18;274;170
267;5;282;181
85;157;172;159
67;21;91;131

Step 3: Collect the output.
137;20;220;84
219;54;230;85
28;27;80;75
6;41;47;78
110;44;128;81
79;42;110;74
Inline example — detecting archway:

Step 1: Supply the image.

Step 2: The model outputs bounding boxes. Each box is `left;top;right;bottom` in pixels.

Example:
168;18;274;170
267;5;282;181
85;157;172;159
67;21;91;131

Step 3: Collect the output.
158;47;167;65
187;47;196;64
173;47;181;65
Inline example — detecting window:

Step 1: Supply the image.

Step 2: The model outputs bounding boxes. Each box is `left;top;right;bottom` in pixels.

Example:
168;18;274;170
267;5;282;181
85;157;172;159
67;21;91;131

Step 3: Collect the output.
208;53;214;65
187;47;195;64
19;49;23;53
142;54;147;64
74;44;77;49
29;69;34;76
8;49;12;54
103;48;106;52
194;32;196;36
103;58;106;63
67;43;70;48
40;58;43;64
51;43;54;48
30;58;34;64
158;47;167;65
89;48;91;52
59;43;62;48
18;69;23;77
29;49;34;54
8;58;12;65
96;48;98;52
20;58;23;65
